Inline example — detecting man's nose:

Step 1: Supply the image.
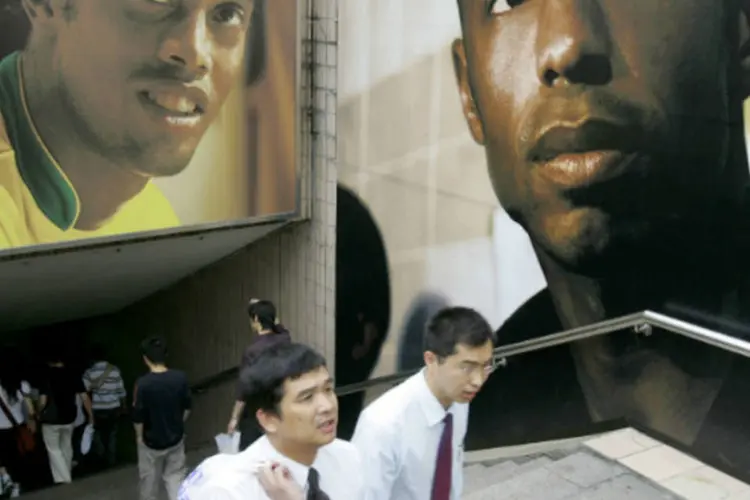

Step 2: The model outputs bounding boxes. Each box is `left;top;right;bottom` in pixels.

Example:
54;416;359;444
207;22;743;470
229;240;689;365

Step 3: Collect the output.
535;0;613;88
316;393;336;413
157;12;213;80
470;369;486;388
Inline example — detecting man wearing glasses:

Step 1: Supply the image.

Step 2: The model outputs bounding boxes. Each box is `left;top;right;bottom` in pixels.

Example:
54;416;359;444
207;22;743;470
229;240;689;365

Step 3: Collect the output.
351;307;495;500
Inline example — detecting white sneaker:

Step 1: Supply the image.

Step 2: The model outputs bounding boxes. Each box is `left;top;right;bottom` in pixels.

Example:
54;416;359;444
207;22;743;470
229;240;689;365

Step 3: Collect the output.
9;484;19;498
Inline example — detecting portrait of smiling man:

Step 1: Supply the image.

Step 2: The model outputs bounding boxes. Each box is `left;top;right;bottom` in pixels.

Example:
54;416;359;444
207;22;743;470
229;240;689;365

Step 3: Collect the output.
452;0;750;477
0;0;256;250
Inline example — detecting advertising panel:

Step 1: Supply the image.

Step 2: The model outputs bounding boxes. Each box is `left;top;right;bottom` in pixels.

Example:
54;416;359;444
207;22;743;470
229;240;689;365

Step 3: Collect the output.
336;0;750;478
0;0;299;253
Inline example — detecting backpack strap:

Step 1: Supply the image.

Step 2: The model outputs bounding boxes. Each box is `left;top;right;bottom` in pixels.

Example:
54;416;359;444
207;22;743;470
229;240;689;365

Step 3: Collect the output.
89;363;114;393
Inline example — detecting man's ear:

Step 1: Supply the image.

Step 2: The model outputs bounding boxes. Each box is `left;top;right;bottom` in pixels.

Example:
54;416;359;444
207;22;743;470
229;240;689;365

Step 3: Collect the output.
256;409;279;434
423;350;437;366
452;38;486;145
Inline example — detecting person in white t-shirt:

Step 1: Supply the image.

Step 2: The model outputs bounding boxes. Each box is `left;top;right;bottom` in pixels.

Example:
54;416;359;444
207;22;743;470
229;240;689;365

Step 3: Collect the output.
179;342;363;499
0;352;36;496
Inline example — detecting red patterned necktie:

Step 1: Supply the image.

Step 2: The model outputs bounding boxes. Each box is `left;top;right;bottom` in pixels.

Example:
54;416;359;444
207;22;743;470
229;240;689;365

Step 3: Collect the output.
431;413;453;500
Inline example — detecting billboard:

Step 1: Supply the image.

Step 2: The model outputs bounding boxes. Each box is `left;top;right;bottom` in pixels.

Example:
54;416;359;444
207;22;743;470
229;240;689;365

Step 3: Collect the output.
0;0;299;253
336;0;750;479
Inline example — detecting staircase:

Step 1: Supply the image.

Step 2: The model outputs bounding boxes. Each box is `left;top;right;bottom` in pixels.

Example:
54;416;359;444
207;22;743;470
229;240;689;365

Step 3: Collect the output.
463;446;677;499
20;440;702;499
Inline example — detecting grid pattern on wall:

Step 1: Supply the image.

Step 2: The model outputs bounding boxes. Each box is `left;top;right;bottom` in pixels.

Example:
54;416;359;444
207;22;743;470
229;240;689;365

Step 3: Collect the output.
77;0;340;450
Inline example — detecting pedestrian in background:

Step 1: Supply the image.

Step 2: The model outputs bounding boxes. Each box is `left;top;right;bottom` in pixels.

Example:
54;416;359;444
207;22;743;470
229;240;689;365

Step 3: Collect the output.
133;337;191;500
226;299;291;451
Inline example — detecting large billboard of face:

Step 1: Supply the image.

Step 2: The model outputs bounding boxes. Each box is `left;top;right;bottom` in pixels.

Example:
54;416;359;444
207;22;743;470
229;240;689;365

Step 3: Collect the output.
0;0;299;254
336;0;750;479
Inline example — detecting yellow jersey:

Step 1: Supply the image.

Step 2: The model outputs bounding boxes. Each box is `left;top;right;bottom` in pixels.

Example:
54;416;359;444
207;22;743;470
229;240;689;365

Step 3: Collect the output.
0;51;180;251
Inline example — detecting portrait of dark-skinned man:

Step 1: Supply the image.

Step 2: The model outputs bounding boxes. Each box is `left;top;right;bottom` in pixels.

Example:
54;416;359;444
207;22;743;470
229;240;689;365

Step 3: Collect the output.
452;0;750;479
0;0;268;250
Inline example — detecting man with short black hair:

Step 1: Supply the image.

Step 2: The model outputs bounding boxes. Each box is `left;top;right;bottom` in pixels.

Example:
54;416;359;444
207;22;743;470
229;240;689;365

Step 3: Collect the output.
133;336;191;500
179;342;363;500
351;306;495;500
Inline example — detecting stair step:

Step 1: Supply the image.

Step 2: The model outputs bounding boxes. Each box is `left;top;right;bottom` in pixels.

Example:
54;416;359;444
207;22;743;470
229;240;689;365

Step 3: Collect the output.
463;448;679;500
462;457;553;498
544;450;627;488
463;462;515;495
562;473;678;499
464;463;580;500
463;465;493;494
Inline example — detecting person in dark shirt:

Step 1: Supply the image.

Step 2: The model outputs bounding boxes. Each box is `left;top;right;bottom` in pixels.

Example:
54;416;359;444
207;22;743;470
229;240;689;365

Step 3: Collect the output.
227;299;291;451
39;352;93;485
133;336;191;500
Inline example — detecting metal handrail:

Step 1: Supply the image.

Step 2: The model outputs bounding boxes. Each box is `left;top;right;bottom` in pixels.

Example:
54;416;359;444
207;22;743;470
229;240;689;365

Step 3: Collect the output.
490;309;750;364
193;309;750;398
643;311;750;359
490;311;645;363
335;369;419;396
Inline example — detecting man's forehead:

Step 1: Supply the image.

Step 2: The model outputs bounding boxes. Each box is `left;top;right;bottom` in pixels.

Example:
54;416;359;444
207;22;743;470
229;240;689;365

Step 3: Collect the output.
452;341;494;362
284;366;331;395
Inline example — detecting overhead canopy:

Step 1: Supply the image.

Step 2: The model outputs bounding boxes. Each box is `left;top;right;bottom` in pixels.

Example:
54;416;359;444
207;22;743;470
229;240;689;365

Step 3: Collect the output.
0;220;288;333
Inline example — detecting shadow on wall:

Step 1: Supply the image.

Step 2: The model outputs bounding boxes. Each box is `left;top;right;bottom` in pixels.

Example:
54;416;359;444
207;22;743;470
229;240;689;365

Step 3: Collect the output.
0;3;29;60
335;185;390;439
397;291;451;372
245;0;266;87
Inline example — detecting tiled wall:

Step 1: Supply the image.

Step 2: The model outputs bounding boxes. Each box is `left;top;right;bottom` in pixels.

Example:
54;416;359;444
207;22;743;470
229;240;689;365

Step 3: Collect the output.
68;0;339;450
337;1;500;378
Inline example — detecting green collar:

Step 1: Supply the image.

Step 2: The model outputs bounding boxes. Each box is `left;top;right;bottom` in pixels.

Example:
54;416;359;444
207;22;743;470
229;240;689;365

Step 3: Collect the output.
0;51;80;230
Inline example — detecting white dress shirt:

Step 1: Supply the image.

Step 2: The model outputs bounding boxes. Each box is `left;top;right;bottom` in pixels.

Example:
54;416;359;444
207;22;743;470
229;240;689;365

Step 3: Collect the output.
178;435;364;499
351;370;468;500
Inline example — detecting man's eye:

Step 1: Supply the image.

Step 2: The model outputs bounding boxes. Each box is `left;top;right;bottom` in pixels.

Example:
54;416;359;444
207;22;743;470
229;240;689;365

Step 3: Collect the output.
489;0;524;14
213;3;246;26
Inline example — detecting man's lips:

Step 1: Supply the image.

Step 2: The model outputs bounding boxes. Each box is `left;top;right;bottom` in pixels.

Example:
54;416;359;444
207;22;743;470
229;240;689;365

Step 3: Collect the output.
535;150;640;188
142;91;202;115
137;84;209;117
317;418;336;432
527;119;643;188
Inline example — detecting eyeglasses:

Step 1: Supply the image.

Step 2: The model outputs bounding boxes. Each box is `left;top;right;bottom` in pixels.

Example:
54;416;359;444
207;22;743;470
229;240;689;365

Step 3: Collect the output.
457;361;496;377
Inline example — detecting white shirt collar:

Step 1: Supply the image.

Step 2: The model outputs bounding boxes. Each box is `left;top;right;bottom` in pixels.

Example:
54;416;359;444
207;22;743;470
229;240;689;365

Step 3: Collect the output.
416;368;455;427
242;436;312;490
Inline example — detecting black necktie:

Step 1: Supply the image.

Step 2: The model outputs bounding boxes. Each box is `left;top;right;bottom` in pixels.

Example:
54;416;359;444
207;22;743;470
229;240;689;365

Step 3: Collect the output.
307;467;330;500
